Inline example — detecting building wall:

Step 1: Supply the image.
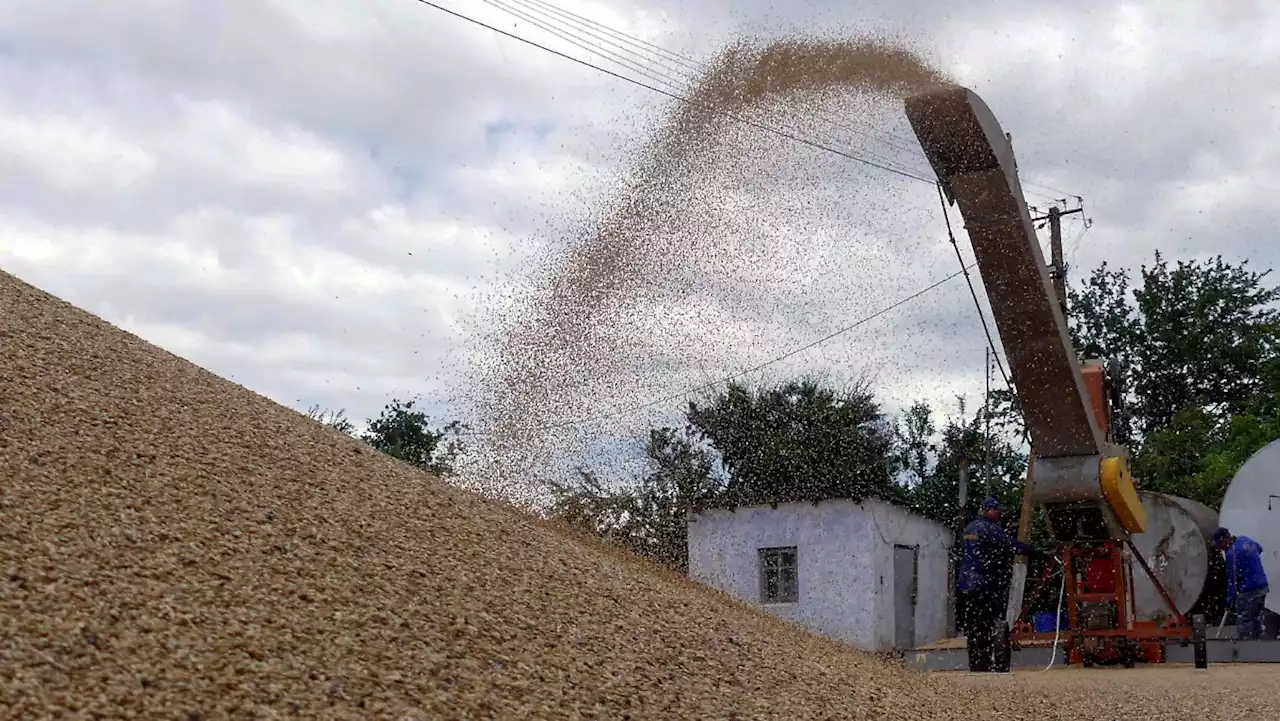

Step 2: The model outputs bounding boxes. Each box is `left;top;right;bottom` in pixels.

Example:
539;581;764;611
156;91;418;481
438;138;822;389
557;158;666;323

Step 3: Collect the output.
861;499;953;651
687;498;951;652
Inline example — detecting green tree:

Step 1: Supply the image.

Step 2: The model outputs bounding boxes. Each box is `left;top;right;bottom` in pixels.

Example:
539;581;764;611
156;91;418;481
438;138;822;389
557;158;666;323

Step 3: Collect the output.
902;397;1028;529
546;469;640;543
685;377;897;508
1069;253;1280;438
1069;253;1280;503
361;398;468;477
1067;262;1139;364
1134;361;1280;507
546;426;722;571
1132;253;1280;433
628;427;723;569
892;401;936;487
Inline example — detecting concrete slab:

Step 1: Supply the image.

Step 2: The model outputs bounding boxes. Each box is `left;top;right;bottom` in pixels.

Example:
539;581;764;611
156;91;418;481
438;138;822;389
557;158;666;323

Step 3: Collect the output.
908;638;1280;670
905;644;1065;672
1165;639;1280;664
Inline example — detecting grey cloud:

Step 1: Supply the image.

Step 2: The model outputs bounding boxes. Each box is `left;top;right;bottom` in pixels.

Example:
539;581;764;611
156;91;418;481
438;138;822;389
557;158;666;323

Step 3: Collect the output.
0;0;640;183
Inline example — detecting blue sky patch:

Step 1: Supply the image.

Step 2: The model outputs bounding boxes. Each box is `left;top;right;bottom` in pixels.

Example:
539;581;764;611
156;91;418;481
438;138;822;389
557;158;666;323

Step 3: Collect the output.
483;117;555;150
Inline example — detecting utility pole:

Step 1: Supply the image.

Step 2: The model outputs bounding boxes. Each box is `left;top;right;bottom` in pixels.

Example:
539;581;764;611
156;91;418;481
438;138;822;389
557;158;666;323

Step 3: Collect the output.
950;459;970;636
1034;201;1086;319
983;346;991;497
1008;199;1087;628
1049;206;1066;315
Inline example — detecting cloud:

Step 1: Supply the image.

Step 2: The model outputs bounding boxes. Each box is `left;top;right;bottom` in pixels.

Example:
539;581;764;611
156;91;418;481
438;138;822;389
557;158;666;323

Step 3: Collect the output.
2;0;1278;486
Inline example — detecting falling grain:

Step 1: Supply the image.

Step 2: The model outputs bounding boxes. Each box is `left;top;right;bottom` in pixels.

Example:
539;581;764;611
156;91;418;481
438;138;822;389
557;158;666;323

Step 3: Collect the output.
465;38;953;499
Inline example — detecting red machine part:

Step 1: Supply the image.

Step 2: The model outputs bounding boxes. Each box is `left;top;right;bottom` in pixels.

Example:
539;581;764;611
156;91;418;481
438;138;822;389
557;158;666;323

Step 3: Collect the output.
1013;537;1188;666
1086;556;1116;594
1008;371;1189;665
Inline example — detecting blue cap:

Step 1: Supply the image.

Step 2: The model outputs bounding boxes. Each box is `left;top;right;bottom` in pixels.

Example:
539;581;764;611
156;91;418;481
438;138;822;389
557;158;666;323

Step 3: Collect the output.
981;496;1004;512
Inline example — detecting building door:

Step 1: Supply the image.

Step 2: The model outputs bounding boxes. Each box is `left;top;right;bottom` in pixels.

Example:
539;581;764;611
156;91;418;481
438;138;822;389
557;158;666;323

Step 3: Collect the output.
893;544;919;650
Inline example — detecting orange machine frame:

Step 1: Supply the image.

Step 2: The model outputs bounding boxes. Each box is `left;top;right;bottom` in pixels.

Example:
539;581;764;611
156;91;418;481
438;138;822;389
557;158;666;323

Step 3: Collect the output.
1079;361;1110;436
1009;362;1192;666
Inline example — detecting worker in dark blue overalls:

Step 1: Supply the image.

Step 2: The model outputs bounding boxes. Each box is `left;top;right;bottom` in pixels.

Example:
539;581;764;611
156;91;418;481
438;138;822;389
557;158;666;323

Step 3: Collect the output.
958;496;1046;672
1212;527;1270;640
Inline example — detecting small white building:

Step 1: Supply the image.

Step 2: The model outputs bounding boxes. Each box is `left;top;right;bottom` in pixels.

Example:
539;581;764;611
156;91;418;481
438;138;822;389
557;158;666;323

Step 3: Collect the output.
687;497;952;652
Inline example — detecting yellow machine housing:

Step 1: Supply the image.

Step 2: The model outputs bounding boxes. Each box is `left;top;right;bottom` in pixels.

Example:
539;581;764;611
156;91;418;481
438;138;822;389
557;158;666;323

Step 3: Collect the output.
1099;456;1145;533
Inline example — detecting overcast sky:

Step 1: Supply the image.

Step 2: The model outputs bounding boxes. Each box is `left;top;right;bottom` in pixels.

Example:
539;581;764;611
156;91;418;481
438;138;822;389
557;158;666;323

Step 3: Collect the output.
2;0;1277;485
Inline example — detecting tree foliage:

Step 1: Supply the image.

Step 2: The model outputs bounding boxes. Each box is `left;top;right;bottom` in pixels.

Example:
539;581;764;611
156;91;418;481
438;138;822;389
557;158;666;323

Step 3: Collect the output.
1134;253;1280;432
685;378;896;508
1069;252;1280;505
546;427;721;570
898;397;1028;531
892;401;935;487
360;398;468;477
1070;253;1280;437
1133;364;1280;508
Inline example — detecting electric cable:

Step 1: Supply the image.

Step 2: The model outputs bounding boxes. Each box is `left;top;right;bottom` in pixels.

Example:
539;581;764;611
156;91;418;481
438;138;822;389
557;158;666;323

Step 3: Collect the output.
503;0;938;159
479;0;692;92
463;0;1079;203
517;0;704;71
1041;557;1066;672
477;0;931;180
934;183;1029;443
418;0;941;184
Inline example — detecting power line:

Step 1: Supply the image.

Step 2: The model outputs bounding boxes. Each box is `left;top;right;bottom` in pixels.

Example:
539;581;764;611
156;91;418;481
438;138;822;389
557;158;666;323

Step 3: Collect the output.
510;0;933;162
462;261;976;435
479;0;692;92
935;183;1028;441
488;0;930;181
517;0;702;71
478;0;950;182
1066;214;1093;267
418;0;937;184
467;0;1078;203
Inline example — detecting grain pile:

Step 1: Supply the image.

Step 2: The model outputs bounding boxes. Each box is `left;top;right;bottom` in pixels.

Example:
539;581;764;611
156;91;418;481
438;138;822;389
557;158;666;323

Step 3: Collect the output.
467;39;953;496
3;268;1278;719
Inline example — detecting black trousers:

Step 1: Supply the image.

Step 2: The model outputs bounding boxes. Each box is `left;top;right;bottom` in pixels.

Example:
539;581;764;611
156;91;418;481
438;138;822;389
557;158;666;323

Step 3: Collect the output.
963;587;1011;672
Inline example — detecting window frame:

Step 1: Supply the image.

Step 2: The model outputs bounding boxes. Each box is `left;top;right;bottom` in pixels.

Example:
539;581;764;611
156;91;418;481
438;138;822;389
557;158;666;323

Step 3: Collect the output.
758;545;799;604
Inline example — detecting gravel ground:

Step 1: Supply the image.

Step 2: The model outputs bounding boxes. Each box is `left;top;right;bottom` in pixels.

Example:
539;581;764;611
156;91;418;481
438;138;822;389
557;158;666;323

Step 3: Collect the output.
2;267;1278;720
950;665;1280;719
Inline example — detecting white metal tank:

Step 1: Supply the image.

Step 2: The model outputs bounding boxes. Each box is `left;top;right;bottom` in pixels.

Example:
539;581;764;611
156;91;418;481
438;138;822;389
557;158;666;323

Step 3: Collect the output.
1218;438;1280;614
1129;491;1219;622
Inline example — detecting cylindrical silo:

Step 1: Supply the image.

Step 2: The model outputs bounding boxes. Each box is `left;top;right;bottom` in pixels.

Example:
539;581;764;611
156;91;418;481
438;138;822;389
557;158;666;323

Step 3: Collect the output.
1129;491;1219;622
1218;438;1280;615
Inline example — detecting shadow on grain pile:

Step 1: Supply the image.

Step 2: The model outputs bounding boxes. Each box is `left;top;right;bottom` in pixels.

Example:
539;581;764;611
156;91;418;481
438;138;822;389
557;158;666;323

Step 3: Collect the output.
2;267;1275;720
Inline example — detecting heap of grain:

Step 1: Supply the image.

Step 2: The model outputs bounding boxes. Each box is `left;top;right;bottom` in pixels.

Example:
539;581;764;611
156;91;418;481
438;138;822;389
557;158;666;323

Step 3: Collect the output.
4;274;1280;717
466;39;954;498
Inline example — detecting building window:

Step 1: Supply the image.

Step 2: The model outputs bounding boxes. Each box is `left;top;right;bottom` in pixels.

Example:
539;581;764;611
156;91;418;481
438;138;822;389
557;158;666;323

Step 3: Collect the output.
759;546;798;604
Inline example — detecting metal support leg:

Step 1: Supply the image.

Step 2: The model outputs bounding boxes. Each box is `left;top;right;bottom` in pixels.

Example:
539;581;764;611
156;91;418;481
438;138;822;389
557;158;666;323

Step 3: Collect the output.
1192;613;1208;670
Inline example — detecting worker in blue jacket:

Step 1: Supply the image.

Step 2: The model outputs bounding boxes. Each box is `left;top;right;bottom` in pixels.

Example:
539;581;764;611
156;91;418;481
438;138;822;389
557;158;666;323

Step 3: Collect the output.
958;496;1046;672
1212;527;1269;640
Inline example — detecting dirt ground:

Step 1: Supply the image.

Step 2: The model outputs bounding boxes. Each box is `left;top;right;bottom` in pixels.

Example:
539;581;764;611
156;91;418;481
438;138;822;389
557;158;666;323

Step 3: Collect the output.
3;266;1278;720
948;665;1280;719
